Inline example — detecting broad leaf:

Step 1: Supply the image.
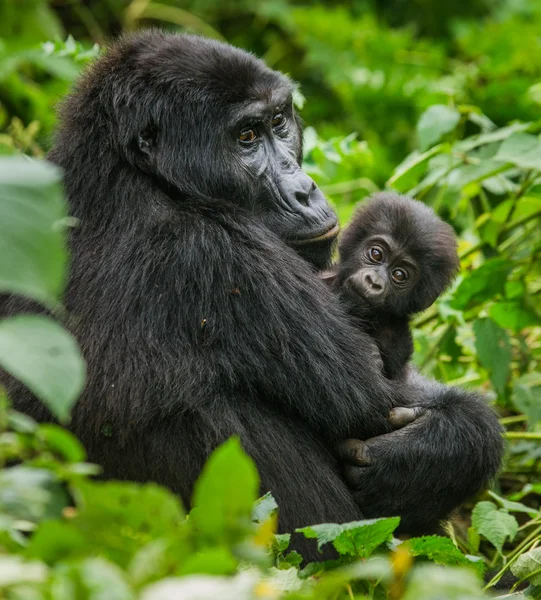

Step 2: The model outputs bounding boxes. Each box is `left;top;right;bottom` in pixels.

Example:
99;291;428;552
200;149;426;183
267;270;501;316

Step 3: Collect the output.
417;105;460;151
387;145;446;191
495;132;541;171
511;548;541;586
0;466;69;523
252;492;278;523
473;318;512;396
0;157;68;306
73;480;185;567
191;438;259;543
0;556;48;587
512;374;541;426
297;517;400;558
488;491;539;518
403;565;486;600
0;315;85;422
471;501;518;554
408;536;479;569
451;259;513;310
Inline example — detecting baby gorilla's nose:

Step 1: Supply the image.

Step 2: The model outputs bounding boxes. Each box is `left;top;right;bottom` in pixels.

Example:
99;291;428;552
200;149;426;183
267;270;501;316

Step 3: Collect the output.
363;270;384;292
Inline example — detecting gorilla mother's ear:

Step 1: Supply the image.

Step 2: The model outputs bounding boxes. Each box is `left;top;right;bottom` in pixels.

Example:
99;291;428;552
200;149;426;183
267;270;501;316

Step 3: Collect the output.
137;125;158;156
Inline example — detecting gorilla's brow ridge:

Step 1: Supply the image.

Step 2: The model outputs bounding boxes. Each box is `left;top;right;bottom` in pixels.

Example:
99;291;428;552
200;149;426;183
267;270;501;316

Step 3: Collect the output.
231;89;293;123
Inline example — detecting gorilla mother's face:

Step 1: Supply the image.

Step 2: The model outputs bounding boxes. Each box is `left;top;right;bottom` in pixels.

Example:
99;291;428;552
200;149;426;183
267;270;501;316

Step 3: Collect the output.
129;34;338;268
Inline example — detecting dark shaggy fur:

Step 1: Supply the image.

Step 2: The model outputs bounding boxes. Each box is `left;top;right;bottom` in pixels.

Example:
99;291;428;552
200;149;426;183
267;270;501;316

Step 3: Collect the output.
334;193;459;378
0;31;503;561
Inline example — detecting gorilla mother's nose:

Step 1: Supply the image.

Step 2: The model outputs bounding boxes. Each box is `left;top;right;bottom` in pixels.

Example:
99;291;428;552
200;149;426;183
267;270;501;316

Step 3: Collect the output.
281;169;317;208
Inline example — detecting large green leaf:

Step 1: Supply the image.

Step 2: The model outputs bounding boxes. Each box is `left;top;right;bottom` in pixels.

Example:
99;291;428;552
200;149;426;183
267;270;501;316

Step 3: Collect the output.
0;315;85;422
0;158;68;307
403;565;486;600
0;466;69;524
297;517;400;558
73;480;186;568
408;536;479;569
471;501;518;554
416;105;460;151
512;373;541;426
451;259;513;310
511;548;541;586
473;318;512;396
495;132;541;171
191;438;259;544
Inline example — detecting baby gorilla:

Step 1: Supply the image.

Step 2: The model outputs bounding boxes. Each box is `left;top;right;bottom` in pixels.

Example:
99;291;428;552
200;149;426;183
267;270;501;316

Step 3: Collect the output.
324;193;459;379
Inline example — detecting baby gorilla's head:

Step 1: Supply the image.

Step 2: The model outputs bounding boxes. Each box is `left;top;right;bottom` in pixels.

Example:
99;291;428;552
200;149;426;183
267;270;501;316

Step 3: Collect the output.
338;193;459;317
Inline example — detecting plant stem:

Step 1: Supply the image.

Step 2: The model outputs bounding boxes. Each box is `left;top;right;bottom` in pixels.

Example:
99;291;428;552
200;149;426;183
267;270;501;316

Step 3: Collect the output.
505;432;541;440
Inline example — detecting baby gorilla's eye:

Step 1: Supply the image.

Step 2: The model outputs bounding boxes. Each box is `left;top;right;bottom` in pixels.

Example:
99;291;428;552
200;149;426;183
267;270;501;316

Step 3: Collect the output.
368;246;384;263
391;268;408;283
272;113;286;130
239;129;257;144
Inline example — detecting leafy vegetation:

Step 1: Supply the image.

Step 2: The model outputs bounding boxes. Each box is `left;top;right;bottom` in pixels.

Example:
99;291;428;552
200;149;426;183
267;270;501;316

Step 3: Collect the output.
0;0;540;598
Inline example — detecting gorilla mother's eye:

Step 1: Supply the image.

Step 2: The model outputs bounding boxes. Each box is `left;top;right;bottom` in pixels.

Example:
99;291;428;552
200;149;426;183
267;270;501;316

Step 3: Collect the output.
368;246;384;263
272;113;286;130
391;268;409;283
239;129;257;144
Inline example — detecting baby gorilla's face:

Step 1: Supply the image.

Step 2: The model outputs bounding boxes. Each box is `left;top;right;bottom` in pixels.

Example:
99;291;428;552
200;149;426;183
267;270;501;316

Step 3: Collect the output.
344;234;420;316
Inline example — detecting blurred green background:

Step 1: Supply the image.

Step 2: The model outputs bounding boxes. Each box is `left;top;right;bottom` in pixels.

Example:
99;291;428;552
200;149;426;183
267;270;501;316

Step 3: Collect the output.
0;0;541;598
1;0;540;523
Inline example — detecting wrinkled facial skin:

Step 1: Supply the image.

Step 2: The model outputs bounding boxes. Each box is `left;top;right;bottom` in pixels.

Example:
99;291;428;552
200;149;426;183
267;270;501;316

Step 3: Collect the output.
344;234;420;316
229;97;339;268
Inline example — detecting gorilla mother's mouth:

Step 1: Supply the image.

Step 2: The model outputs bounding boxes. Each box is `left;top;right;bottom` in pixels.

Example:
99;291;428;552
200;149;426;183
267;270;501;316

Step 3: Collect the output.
289;223;340;246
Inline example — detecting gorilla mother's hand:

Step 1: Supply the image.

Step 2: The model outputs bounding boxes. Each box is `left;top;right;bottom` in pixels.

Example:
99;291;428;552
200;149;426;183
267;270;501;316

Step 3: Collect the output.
335;406;427;467
335;372;504;535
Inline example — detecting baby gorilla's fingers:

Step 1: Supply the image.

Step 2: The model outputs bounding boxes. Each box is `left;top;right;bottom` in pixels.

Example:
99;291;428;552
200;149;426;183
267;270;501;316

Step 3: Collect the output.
389;406;426;429
335;439;373;466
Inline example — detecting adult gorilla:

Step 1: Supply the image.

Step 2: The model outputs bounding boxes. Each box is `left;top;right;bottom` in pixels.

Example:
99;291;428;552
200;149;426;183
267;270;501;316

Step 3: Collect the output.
2;31;502;559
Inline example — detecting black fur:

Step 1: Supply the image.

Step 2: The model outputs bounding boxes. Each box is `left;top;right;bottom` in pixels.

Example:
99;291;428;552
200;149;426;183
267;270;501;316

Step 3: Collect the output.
333;193;459;378
0;31;503;560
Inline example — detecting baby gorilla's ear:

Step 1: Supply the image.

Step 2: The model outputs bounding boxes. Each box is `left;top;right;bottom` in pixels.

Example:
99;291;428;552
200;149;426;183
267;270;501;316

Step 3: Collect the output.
319;268;339;288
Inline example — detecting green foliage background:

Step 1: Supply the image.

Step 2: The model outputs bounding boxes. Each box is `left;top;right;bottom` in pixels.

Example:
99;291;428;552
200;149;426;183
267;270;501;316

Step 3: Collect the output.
0;0;540;598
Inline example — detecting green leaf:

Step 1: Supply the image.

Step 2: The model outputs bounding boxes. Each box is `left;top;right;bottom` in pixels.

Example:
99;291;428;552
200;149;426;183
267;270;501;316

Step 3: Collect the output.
512;374;541;426
0;158;68;306
490;301;537;333
0;556;48;587
495;132;541;171
78;558;134;600
417;105;460;151
179;547;238;576
451;259;513;310
454;122;530;153
273;533;291;554
0;466;69;523
140;572;258;600
387;145;446;192
473;318;512;396
191;438;259;543
471;501;518;554
252;492;278;523
511;548;541;586
408;536;477;568
0;315;85;423
74;480;185;567
39;424;86;462
297;517;400;558
403;565;486;600
26;521;86;564
487;491;539;518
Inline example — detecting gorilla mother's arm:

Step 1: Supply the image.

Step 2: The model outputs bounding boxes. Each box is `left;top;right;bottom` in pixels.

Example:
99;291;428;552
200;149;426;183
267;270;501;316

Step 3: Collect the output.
338;368;504;535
